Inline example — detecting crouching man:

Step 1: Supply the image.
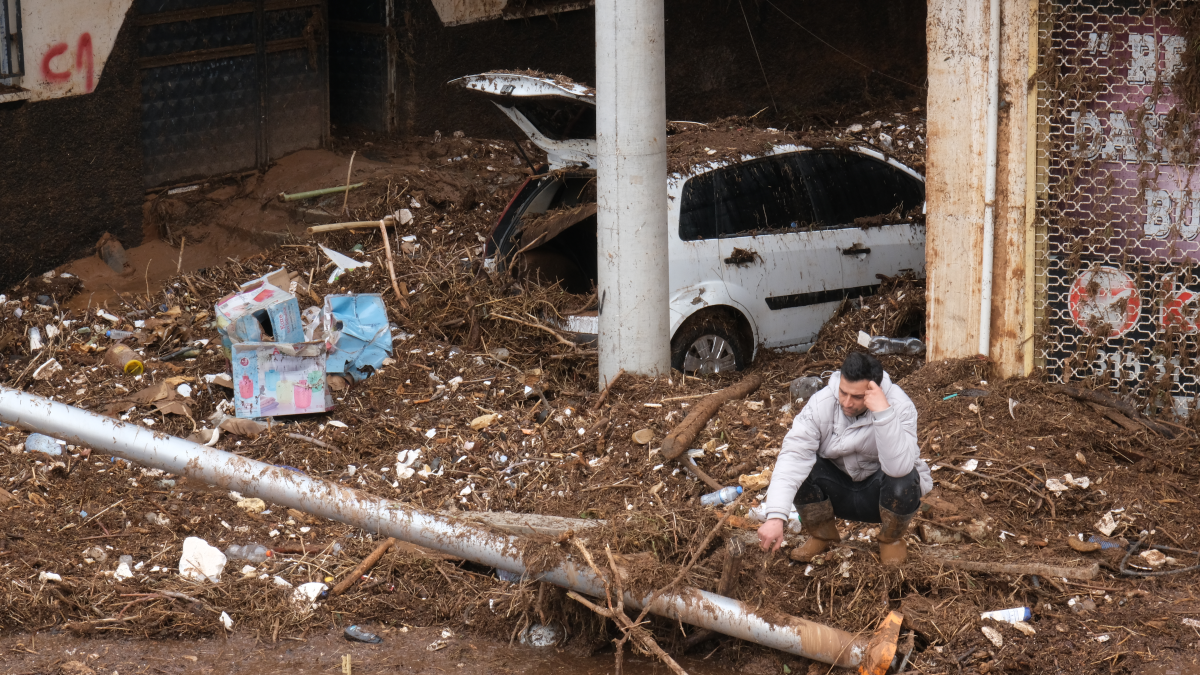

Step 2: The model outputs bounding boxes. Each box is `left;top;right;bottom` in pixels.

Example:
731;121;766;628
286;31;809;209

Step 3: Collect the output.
757;352;931;565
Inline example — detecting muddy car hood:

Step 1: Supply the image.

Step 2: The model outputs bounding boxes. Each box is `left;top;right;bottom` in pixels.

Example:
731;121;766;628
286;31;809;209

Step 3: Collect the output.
451;72;597;170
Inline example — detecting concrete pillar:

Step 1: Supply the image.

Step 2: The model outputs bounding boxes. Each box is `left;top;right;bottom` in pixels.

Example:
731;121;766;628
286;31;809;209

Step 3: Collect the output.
595;0;670;386
925;0;1035;377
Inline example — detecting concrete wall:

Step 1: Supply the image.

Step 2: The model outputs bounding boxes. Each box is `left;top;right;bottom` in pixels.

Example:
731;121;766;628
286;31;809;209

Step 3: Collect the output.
0;6;143;288
9;0;134;102
925;0;1034;377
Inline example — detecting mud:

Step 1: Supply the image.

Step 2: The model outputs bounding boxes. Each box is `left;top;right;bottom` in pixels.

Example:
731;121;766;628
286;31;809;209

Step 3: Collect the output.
0;628;740;675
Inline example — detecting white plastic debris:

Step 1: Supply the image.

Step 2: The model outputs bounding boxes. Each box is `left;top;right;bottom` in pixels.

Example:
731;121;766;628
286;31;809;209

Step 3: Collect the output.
176;383;192;398
273;575;293;588
114;560;134;581
178;537;227;582
959;459;979;472
32;358;62;381
220;611;233;630
1139;549;1169;567
236;497;266;514
396;449;422;480
292;582;328;612
327;420;348;429
1096;511;1118;536
1044;478;1069;493
981;625;1004;648
320;244;372;283
39;571;63;583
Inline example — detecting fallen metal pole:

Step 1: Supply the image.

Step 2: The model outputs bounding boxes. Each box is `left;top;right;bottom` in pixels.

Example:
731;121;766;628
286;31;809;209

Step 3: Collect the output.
0;386;892;670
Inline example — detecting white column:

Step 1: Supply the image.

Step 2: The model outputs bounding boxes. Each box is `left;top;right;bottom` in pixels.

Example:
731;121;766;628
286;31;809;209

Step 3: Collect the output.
595;0;670;386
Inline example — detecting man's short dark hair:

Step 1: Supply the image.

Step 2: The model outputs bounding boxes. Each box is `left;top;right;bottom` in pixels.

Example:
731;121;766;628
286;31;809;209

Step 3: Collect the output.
841;352;883;384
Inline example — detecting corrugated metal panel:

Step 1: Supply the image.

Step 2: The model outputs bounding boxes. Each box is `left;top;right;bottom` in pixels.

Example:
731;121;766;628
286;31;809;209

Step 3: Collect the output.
138;0;327;187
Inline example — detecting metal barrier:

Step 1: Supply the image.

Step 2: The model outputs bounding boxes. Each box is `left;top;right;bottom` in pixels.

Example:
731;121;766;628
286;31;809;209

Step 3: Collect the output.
0;0;23;79
1033;1;1200;416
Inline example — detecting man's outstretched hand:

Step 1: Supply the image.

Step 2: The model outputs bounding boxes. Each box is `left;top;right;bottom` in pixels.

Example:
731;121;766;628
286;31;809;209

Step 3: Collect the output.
864;380;890;413
758;518;785;552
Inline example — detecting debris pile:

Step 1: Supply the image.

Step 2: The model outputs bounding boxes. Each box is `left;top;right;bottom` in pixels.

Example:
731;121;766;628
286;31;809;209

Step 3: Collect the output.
3;127;1200;673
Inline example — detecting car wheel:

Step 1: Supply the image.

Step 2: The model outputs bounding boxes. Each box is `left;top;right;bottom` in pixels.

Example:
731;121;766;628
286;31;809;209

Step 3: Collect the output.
671;315;750;375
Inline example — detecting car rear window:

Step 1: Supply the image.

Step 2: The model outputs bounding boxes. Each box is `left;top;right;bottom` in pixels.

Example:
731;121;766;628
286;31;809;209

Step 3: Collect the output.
678;155;817;241
800;151;924;225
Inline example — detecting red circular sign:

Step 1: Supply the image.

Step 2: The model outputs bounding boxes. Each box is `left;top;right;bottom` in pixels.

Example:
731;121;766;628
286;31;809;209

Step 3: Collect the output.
1069;267;1140;337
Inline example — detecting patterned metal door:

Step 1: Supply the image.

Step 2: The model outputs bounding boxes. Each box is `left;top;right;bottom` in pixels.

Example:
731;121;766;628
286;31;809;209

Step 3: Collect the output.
137;0;327;187
1033;0;1200;417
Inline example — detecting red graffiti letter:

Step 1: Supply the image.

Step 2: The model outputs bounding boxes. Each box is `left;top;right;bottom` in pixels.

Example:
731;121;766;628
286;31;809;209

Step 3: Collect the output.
40;42;71;83
76;33;94;92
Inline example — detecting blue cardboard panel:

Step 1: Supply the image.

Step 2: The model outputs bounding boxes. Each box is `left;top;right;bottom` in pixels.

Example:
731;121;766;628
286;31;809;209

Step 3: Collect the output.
324;294;393;381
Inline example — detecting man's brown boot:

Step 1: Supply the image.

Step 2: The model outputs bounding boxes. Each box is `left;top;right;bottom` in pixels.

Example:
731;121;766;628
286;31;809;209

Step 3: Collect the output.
877;506;916;565
789;500;841;562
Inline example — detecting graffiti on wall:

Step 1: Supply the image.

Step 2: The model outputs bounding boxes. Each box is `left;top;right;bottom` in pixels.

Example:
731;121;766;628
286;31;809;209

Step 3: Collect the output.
39;33;93;92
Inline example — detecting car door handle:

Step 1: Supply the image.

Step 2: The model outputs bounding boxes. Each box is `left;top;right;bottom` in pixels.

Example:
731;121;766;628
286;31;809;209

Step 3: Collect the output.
842;246;870;256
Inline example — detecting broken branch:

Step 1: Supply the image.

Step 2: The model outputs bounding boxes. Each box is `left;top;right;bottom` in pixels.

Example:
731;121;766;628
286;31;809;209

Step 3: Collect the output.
929;556;1098;580
331;537;396;596
662;374;762;461
1053;385;1176;439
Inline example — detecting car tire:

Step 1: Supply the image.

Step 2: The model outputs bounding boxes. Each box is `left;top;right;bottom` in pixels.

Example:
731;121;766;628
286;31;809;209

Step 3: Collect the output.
671;313;751;375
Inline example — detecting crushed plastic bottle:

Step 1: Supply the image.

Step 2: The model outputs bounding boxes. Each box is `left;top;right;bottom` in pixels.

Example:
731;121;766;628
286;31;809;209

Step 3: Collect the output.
867;336;926;356
106;329;135;340
344;625;383;644
700;486;743;507
25;433;63;456
225;543;270;563
789;376;824;403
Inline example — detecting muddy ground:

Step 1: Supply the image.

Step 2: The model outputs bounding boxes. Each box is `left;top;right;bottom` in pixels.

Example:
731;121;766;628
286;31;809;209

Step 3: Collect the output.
3;117;1200;675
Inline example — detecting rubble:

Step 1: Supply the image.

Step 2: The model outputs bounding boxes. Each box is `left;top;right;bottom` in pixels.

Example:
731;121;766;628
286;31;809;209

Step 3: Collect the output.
4;124;1200;673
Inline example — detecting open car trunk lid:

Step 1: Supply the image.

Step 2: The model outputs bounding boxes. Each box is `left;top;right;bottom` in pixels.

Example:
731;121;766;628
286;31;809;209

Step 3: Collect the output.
451;72;597;170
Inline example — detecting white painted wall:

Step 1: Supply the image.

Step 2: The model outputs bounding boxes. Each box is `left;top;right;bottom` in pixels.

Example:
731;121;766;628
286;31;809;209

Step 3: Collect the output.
5;0;133;102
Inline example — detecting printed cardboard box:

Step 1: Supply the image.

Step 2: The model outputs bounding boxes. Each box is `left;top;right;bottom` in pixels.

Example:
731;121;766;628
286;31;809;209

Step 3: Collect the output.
230;341;332;418
323;293;393;381
215;281;305;360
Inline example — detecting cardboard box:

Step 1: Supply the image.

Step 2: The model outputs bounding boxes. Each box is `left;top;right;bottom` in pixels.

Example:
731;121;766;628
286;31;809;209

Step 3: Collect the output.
230;341;332;418
323;294;393;381
215;281;305;359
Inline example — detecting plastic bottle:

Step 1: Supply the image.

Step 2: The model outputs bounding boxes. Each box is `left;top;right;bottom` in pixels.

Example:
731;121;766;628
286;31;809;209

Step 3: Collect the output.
700;486;743;506
225;543;270;563
867;336;926;356
25;433;64;456
104;344;144;375
106;329;135;340
979;606;1031;624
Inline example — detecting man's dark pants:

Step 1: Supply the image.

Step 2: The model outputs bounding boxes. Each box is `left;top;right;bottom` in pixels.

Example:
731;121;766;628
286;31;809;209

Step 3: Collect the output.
792;457;921;522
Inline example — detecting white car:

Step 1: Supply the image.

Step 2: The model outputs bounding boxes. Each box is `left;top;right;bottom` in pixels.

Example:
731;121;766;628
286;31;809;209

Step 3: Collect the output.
454;72;926;374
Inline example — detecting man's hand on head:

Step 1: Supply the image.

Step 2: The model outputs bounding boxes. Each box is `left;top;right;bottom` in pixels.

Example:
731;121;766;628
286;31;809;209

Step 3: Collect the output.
864;380;890;413
757;518;786;552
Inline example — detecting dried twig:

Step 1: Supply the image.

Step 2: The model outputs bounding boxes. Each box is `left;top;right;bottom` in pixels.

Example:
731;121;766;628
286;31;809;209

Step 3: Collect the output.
331;537;396;596
594;369;625;410
379;217;411;310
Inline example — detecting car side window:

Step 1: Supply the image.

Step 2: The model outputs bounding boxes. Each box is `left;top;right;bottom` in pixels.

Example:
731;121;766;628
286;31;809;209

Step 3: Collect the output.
679;172;717;241
714;157;816;237
799;151;924;226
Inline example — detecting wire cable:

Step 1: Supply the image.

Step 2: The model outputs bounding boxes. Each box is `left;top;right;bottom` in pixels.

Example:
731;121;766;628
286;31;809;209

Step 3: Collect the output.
761;0;928;91
737;0;778;115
